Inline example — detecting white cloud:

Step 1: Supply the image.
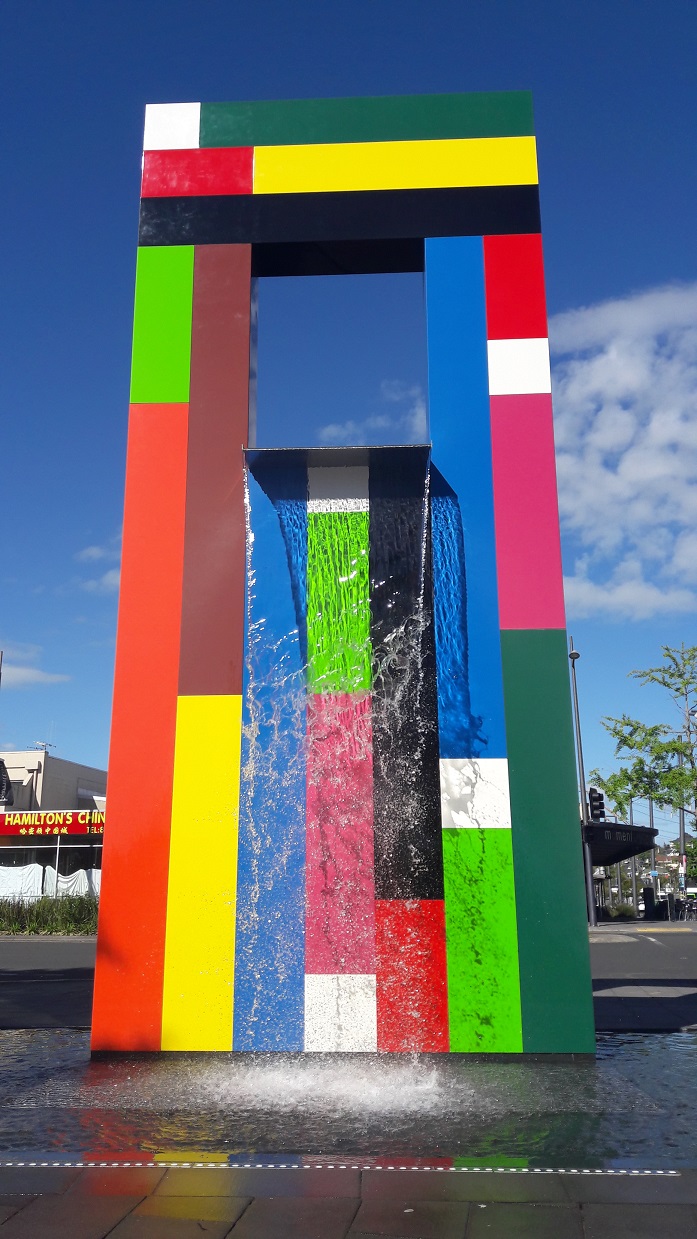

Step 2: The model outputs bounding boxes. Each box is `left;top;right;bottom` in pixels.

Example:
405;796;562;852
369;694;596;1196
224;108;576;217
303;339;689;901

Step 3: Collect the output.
550;282;697;620
81;568;120;594
76;545;109;562
317;380;427;446
0;641;69;689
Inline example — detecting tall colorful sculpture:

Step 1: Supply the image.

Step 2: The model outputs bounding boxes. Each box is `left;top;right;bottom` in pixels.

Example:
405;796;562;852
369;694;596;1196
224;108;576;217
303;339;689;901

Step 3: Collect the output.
92;91;595;1054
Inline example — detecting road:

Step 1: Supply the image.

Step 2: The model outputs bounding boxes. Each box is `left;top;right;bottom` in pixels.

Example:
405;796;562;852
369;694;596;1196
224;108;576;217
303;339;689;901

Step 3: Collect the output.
1;927;697;1032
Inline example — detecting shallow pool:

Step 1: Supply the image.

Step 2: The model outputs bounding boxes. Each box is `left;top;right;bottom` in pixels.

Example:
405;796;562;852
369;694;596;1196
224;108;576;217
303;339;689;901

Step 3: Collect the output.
1;1030;695;1168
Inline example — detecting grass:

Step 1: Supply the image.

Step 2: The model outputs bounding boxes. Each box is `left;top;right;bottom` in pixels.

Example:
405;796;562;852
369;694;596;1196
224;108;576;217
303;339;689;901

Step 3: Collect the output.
0;895;98;935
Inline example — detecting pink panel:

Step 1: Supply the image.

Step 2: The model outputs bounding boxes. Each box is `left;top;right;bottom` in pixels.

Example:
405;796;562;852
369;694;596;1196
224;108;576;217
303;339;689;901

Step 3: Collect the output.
305;693;376;974
490;394;567;630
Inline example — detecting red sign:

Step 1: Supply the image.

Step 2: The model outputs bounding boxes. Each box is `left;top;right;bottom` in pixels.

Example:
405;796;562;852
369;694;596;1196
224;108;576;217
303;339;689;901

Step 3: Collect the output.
0;810;104;837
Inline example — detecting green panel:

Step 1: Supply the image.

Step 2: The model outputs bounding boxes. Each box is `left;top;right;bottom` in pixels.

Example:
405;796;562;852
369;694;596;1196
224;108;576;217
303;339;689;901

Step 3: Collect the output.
130;246;194;404
501;629;595;1053
306;512;371;694
442;828;523;1053
200;92;534;148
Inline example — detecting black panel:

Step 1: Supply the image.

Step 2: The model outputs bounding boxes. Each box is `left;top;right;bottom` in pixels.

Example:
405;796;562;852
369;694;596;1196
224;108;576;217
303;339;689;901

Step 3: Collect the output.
139;186;541;247
369;450;444;900
251;239;424;276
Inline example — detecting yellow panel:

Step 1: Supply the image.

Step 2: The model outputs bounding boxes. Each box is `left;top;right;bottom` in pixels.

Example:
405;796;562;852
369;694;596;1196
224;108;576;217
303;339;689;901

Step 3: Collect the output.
161;695;241;1050
253;136;537;195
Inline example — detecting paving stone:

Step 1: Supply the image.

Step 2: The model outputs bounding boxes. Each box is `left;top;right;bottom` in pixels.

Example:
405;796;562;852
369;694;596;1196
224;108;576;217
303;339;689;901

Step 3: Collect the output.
360;1171;568;1203
107;1212;246;1237
581;1203;697;1238
0;1193;143;1238
349;1197;469;1237
67;1168;166;1196
228;1196;360;1239
0;1167;80;1195
0;1199;34;1225
562;1171;697;1204
465;1202;583;1237
133;1195;251;1222
156;1166;361;1198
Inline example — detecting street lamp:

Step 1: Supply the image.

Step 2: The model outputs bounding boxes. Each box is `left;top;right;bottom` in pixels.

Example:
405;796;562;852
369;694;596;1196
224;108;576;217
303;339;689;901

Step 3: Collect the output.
569;637;597;927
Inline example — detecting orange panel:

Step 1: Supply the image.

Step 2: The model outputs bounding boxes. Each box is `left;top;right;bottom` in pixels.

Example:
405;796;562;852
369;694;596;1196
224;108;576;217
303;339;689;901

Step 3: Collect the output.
91;403;188;1050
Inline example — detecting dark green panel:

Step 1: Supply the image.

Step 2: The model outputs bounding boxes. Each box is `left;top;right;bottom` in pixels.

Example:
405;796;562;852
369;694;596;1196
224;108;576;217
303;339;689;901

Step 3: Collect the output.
443;828;523;1053
500;629;595;1053
200;92;534;148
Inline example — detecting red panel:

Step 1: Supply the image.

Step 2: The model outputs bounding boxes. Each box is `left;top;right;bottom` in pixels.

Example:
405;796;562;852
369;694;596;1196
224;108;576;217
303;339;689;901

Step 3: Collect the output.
483;234;548;340
490;394;566;630
141;148;253;198
305;693;376;974
376;900;449;1052
178;245;251;695
91;403;188;1051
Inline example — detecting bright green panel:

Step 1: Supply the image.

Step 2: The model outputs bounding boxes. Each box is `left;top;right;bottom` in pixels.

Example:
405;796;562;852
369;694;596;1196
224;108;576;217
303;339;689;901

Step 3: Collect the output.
130;246;194;404
501;629;595;1054
306;512;371;694
443;828;523;1053
200;92;534;148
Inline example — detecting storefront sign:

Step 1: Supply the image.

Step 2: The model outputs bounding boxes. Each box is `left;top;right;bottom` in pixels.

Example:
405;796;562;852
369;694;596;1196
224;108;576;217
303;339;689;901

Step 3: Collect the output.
0;810;105;837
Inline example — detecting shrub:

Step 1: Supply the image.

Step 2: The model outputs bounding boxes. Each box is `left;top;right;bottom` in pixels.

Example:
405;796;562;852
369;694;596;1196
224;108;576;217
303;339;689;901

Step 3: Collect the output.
0;895;98;935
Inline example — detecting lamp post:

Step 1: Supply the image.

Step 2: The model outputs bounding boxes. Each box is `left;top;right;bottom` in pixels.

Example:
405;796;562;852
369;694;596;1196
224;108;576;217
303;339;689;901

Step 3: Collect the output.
569;637;597;927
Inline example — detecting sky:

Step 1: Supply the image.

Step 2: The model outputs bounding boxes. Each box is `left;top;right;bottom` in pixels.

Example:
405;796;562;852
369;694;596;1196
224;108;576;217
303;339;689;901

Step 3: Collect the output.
1;0;695;843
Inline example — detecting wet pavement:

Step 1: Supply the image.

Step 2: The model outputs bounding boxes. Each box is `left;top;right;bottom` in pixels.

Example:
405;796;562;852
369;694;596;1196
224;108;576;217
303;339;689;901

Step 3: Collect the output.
0;1163;694;1237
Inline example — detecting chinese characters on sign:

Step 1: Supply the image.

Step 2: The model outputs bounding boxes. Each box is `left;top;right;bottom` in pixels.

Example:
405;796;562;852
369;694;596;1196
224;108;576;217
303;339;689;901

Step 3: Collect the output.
0;810;105;837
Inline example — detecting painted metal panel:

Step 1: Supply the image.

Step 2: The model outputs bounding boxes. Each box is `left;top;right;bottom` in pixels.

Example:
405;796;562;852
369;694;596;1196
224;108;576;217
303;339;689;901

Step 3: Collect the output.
486;337;551;395
425;236;507;759
138;186;542;248
304;974;377;1051
233;469;306;1051
306;511;372;695
253;137;538;196
442;827;523;1052
375;900;449;1051
483;233;548;339
129;246;194;404
91;403;188;1051
141;148;253;198
439;758;511;829
305;693;375;974
143;102;201;150
490;394;566;630
369;453;443;900
501;628;596;1053
200;92;535;148
178;245;251;696
161;694;241;1051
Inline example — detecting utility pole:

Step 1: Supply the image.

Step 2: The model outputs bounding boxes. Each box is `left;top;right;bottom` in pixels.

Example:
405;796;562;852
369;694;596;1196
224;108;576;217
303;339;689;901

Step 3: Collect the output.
569;637;597;926
629;799;639;912
649;797;657;893
678;741;686;895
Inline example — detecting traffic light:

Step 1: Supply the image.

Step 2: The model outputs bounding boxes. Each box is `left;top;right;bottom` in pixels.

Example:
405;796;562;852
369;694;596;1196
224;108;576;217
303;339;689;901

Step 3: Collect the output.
588;787;605;822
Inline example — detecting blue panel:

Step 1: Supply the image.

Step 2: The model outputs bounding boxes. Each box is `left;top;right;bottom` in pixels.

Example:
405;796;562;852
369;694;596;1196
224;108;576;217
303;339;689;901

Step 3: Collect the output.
234;467;307;1050
425;236;506;759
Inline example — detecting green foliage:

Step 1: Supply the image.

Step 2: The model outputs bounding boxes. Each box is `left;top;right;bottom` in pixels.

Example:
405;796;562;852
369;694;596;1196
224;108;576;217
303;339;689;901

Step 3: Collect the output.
686;838;697;884
591;644;697;824
0;895;98;935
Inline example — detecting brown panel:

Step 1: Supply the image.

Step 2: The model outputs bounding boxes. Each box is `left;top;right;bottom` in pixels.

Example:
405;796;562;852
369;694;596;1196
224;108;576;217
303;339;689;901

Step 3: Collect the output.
178;245;252;695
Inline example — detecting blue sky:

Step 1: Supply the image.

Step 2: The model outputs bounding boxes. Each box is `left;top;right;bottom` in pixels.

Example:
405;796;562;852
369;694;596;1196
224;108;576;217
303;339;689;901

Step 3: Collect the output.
1;0;695;842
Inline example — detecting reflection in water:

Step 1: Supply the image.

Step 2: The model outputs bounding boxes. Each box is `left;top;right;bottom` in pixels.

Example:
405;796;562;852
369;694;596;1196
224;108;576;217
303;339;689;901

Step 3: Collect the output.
1;1030;697;1167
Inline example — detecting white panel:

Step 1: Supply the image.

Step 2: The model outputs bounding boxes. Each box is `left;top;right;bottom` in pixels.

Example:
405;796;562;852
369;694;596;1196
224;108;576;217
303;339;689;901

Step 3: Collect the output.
304;974;377;1051
307;466;369;513
486;338;551;395
439;758;511;829
143;102;201;151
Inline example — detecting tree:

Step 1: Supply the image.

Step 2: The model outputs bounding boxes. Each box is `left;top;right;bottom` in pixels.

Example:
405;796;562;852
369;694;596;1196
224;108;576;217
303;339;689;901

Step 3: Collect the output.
591;644;697;825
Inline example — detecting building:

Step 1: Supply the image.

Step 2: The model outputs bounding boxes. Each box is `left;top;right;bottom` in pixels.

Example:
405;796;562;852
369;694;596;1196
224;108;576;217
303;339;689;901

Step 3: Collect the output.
0;749;106;812
0;749;105;899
